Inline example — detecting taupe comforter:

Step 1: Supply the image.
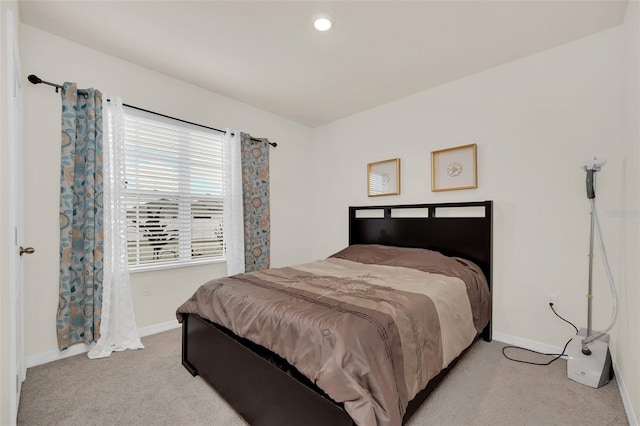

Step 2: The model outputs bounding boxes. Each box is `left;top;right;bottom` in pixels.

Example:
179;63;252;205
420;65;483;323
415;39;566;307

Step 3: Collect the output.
176;245;490;426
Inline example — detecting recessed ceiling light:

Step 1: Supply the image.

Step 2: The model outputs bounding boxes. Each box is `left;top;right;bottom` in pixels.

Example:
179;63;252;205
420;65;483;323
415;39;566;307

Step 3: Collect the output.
314;17;332;32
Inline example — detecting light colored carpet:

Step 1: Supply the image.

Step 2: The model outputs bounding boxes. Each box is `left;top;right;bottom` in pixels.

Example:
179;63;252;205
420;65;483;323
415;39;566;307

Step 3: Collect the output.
17;329;628;426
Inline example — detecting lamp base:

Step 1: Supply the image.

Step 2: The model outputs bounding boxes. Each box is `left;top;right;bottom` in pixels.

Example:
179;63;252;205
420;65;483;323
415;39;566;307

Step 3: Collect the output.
566;328;612;388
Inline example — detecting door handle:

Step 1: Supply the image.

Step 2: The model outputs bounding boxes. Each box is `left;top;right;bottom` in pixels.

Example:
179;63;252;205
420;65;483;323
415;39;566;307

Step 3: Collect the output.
19;246;34;256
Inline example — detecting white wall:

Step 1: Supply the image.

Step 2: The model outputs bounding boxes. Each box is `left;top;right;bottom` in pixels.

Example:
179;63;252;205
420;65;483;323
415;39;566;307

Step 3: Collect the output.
619;1;640;421
19;24;314;358
312;27;625;354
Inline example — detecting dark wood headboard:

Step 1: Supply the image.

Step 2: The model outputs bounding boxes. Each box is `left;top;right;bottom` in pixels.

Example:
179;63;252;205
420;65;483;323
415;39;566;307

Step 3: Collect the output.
349;201;493;340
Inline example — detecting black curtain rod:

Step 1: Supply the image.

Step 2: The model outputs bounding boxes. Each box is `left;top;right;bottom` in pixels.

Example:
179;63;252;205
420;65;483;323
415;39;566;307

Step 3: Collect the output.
27;74;277;147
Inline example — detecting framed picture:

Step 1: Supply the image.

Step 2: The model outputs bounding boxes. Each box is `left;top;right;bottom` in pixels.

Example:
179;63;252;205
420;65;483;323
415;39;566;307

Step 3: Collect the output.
367;158;401;197
431;144;477;192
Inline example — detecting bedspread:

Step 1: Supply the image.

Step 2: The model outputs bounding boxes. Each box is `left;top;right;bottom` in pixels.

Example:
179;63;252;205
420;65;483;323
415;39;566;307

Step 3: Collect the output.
176;249;489;426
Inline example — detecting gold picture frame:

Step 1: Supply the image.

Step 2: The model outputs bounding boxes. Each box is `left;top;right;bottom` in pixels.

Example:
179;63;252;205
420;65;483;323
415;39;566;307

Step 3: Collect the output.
367;158;401;197
431;144;477;192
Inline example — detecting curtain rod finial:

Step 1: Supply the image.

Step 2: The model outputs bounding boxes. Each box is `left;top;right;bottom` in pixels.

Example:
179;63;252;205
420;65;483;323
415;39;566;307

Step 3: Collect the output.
27;74;42;84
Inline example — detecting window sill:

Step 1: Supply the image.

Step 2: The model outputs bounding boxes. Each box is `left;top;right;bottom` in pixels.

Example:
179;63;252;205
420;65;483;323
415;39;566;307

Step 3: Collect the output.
129;257;227;274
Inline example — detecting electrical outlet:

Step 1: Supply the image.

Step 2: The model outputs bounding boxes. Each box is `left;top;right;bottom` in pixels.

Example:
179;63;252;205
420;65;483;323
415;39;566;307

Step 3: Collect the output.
546;292;558;306
143;285;152;297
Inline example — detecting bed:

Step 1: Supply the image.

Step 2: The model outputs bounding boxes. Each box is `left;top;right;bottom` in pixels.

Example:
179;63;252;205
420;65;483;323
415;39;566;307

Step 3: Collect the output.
177;201;493;426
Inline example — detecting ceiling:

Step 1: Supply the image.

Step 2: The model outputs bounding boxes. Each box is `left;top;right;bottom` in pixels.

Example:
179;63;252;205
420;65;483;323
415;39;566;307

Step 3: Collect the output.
19;1;629;127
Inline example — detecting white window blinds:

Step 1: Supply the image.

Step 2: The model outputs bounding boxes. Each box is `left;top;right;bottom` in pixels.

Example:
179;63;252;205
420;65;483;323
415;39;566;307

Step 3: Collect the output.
123;107;224;269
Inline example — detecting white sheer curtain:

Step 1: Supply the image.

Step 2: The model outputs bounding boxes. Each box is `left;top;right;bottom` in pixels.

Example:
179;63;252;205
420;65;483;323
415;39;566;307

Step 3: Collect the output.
88;96;144;359
223;130;245;275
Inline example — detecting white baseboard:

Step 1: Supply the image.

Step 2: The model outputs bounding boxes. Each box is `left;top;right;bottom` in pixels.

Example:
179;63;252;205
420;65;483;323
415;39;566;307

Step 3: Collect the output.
26;319;181;368
493;331;564;355
494;332;637;426
613;362;639;426
137;319;180;338
26;343;93;368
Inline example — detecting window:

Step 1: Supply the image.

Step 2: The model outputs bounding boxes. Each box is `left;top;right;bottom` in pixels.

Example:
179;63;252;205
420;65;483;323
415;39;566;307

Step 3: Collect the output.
124;107;224;269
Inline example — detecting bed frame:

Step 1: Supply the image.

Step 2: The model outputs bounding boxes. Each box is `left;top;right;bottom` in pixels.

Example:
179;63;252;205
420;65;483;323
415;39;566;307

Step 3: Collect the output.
181;201;493;425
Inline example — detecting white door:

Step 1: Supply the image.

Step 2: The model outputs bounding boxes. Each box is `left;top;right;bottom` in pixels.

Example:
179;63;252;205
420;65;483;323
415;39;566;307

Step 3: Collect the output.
6;9;26;423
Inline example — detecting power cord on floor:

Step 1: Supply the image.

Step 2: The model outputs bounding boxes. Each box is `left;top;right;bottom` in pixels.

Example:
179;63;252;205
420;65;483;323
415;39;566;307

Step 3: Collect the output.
502;303;578;366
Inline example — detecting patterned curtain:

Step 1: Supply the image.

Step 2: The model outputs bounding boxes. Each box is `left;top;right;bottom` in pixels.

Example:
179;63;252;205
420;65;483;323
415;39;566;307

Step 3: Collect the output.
240;133;270;272
57;83;104;350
